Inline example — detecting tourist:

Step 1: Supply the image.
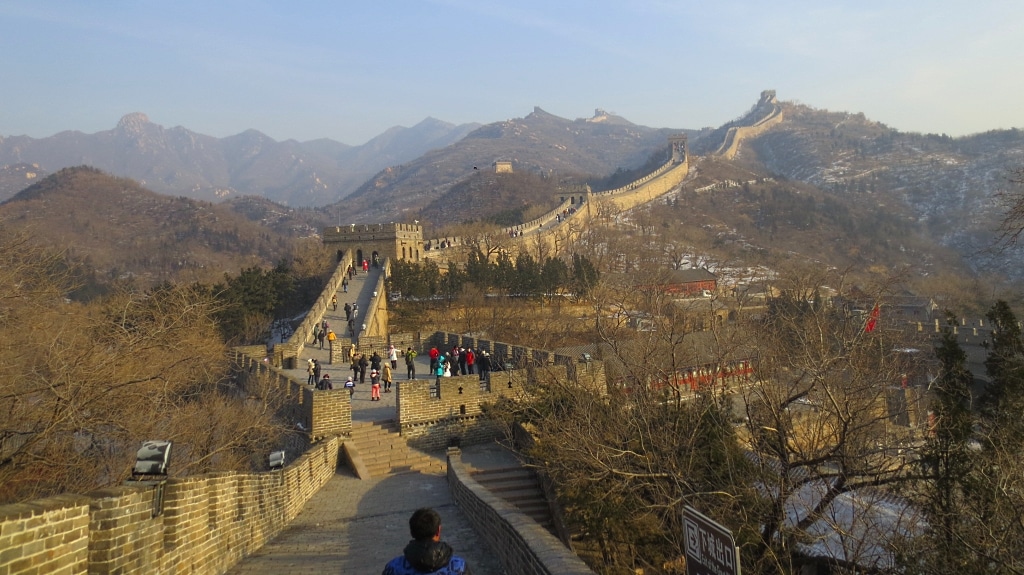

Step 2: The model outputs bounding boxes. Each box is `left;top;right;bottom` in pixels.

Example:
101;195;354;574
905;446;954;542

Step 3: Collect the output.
405;347;418;380
429;346;439;373
351;354;361;381
382;363;393;393
478;351;490;382
435;354;446;386
389;344;399;370
370;369;381;401
382;508;470;575
358;353;369;383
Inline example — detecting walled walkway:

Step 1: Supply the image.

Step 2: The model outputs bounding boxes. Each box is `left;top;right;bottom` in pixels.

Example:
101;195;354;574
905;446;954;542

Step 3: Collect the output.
226;443;517;574
241;273;513;572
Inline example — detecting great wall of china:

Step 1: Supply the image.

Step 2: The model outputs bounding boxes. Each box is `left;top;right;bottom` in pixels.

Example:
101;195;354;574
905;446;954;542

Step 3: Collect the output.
0;93;787;575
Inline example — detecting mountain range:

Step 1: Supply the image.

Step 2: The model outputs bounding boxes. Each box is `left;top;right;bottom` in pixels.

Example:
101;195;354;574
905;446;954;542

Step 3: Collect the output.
0;113;478;206
2;94;1024;284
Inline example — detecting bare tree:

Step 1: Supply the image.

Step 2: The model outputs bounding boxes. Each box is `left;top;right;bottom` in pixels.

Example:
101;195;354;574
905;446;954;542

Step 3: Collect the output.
0;230;290;503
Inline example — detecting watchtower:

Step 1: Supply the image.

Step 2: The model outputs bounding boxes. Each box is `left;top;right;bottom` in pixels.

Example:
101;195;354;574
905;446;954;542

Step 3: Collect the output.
669;134;688;164
322;223;424;265
555;184;592;207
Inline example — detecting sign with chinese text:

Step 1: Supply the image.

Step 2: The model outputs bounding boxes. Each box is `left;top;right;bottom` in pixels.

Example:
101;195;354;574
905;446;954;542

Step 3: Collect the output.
683;506;740;575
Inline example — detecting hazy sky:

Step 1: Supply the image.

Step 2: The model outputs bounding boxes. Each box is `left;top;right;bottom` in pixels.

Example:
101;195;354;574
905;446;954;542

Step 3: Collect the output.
2;1;1022;145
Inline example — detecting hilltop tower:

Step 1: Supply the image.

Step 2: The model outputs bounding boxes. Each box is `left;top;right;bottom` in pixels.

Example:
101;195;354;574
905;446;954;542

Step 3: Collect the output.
322;223;424;265
669;134;688;164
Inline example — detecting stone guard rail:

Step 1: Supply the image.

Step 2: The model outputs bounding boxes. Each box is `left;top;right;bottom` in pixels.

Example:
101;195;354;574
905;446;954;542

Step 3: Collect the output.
0;436;342;575
447;450;595;575
277;248;354;365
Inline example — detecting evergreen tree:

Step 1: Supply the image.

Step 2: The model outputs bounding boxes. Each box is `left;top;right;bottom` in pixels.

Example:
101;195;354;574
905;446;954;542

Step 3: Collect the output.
913;316;978;572
570;253;599;301
464;249;492;290
513;253;541;297
981;300;1024;420
539;257;569;298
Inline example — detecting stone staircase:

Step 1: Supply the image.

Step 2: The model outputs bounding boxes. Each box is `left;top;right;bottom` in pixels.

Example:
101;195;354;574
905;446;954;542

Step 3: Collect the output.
470;467;555;534
347;421;446;477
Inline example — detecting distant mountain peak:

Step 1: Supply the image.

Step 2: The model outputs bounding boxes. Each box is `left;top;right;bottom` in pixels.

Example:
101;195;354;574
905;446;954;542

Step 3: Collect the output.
116;113;152;132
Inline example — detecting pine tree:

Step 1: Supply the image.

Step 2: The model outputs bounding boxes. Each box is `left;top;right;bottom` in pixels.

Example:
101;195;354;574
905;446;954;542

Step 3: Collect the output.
915;317;977;571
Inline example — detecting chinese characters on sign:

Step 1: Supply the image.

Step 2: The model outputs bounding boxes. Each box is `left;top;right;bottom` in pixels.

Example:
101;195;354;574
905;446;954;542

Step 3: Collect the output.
683;506;740;575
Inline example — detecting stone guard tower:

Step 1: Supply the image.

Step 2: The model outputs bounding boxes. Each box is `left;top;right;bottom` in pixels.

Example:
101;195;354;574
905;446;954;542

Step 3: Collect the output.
322;223;424;264
668;134;688;164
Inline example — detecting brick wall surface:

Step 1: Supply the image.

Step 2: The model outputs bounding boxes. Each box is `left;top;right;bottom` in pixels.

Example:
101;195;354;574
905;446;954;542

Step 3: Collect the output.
0;437;342;575
0;494;91;575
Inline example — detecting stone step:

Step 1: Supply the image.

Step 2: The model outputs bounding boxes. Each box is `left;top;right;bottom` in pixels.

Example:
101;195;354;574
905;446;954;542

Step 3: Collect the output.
470;468;535;486
347;420;447;477
471;466;555;534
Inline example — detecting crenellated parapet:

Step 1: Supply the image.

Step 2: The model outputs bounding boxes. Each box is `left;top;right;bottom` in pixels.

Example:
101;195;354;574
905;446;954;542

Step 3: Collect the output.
323;222;424;264
713;90;784;160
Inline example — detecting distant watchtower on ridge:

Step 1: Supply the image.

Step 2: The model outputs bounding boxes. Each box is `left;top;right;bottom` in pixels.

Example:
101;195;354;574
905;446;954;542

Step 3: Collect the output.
322;223;424;265
668;134;688;164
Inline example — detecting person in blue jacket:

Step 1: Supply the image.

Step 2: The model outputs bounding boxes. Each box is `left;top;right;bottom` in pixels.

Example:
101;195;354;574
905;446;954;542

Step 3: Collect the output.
382;508;470;574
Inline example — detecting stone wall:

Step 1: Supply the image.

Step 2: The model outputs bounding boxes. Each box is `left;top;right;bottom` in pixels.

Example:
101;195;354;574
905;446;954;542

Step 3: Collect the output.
233;347;352;440
0;437;343;575
715;103;784;160
360;258;390;341
397;375;503;451
447;451;595;575
323;223;424;263
285;249;353;363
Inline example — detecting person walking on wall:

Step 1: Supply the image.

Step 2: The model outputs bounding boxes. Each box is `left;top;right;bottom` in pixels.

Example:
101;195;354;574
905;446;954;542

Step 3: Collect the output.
370;369;381;401
405;347;418;380
382;363;393;393
326;329;337;353
429;346;439;373
351;355;361;382
382;508;471;575
331;294;338;311
307;358;316;385
389;344;399;370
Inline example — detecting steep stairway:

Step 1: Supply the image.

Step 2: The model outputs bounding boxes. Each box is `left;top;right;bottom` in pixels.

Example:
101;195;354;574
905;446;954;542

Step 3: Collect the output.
470;467;555;534
347;420;446;477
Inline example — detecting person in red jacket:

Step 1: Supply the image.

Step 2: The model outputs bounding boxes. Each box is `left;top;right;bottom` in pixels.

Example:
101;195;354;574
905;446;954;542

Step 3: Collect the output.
429;346;439;373
465;348;475;375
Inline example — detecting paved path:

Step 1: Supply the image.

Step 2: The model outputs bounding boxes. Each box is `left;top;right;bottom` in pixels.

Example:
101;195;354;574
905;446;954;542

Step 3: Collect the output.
279;264;488;424
233;271;512;573
226;444;516;575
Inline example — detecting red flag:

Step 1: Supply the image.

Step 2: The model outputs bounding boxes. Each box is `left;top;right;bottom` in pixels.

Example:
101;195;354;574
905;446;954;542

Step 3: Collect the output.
865;304;880;333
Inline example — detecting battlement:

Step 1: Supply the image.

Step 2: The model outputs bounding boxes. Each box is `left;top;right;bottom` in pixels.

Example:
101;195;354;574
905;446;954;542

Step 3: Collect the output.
323;222;423;241
323;223;424;263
